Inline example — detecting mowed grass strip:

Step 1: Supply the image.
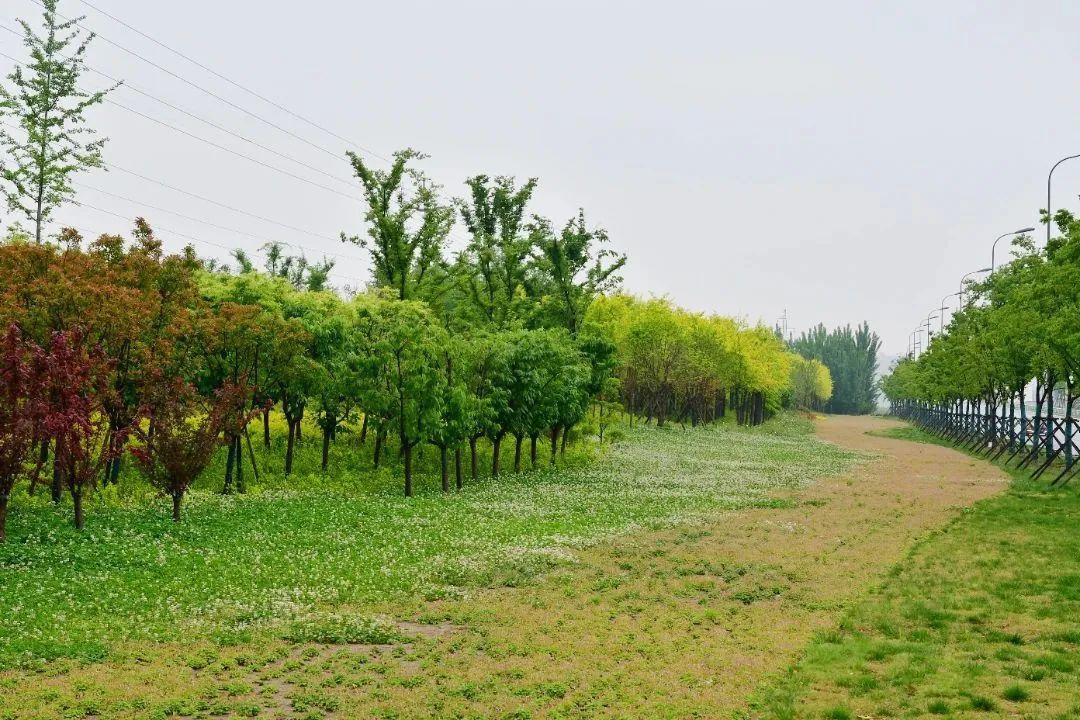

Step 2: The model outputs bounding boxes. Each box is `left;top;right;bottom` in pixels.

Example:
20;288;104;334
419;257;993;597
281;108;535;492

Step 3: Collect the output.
750;425;1080;720
0;413;858;670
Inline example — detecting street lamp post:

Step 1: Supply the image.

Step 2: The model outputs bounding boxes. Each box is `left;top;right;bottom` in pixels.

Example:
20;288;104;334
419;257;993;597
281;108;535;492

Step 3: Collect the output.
936;306;950;334
1048;155;1080;248
923;314;939;352
939;291;961;333
991;227;1036;272
959;267;992;306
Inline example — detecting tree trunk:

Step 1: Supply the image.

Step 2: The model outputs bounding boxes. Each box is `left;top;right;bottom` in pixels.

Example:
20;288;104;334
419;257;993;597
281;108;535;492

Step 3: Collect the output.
561;424;570;454
109;453;122;485
284;421;297;476
263;408;271;449
224;435;236;493
1065;383;1075;468
321;426;331;472
492;434;503;477
234;434;245;493
469;437;478;479
73;489;84;530
550;427;559;466
440;446;449;493
1046;372;1055;460
1019;384;1028;446
0;492;8;543
244;427;261;485
172;492;182;522
530;435;538;468
403;443;413;497
359;414;368;444
51;460;62;504
30;439;49;496
513;435;523;473
454;447;463;490
373;430;384;468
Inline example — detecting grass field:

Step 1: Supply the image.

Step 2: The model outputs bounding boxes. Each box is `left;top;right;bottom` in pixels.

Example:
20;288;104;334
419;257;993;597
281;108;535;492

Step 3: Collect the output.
751;425;1080;719
0;413;857;675
7;417;1073;720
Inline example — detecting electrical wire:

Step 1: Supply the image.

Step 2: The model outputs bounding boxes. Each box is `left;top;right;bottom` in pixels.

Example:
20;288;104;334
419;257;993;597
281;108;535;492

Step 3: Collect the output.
73;0;389;162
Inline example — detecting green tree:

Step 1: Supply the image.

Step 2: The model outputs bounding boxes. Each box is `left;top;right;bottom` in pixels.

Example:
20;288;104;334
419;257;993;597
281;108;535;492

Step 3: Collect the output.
454;175;537;326
0;0;115;244
343;149;453;300
353;294;446;496
792;322;880;414
530;211;626;335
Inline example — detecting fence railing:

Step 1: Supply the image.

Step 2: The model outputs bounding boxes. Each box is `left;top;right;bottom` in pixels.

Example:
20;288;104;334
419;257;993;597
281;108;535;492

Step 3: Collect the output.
891;401;1078;486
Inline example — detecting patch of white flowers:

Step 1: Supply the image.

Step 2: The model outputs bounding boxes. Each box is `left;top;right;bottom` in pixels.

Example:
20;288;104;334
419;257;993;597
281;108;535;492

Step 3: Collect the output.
0;419;859;666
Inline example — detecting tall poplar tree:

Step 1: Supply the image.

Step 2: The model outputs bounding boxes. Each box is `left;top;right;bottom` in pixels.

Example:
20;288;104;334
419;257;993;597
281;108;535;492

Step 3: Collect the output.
455;175;537;326
343;149;454;300
0;0;115;244
530;210;626;336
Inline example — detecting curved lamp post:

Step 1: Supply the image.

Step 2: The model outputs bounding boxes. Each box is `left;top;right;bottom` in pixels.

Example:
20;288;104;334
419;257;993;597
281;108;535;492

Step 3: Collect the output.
959;267;992;306
939;291;961;333
1048;155;1080;248
922;314;939;353
991;227;1036;272
911;326;924;357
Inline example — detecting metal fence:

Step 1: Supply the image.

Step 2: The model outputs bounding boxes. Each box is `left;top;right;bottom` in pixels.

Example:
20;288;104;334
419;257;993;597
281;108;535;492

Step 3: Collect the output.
891;401;1078;486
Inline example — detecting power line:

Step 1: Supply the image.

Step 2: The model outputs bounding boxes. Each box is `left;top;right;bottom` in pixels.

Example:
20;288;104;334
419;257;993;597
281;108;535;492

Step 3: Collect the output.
73;0;389;163
96;68;356;188
71;199;365;285
0;117;361;261
104;163;341;243
0;12;471;257
74;180;366;263
0;42;362;202
25;0;374;166
105;98;364;202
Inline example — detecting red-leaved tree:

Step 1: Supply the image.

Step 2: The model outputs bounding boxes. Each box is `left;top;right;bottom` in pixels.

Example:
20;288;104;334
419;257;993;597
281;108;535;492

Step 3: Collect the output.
37;329;123;530
130;377;255;521
0;325;44;542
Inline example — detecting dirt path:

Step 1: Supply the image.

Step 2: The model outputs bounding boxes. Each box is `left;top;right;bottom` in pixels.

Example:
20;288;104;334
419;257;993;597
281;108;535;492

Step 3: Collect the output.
244;415;1006;718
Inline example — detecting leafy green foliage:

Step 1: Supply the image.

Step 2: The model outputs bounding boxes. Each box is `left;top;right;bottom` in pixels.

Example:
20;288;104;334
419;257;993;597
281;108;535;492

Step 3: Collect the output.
789;356;832;410
343;148;453;301
0;0;114;244
792;322;880;414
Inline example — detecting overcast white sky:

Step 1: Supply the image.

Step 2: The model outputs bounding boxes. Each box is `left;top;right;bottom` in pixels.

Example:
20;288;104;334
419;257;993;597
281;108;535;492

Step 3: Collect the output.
3;0;1079;360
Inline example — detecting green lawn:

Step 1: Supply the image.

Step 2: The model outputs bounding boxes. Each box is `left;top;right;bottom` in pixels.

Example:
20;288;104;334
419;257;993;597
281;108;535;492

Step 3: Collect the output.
750;425;1080;719
0;413;857;670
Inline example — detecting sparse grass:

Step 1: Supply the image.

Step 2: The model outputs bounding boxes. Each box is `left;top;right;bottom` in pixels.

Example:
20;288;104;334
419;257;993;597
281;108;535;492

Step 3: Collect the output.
751;420;1080;718
2;414;1015;719
0;412;857;671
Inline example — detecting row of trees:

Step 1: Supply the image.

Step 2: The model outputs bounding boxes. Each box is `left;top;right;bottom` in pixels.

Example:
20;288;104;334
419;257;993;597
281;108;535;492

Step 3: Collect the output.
0;220;820;538
0;0;825;541
789;356;833;411
792;323;880;414
882;210;1079;480
0;206;610;535
585;296;815;428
